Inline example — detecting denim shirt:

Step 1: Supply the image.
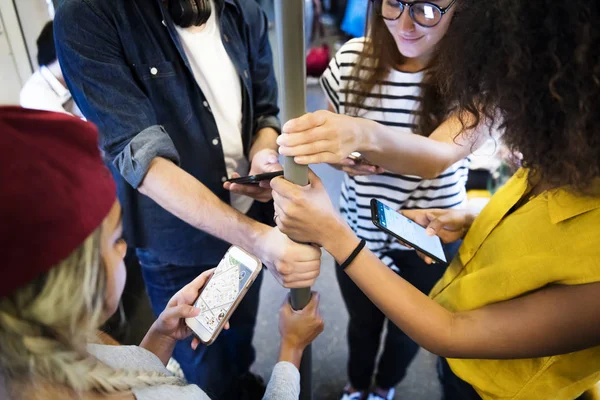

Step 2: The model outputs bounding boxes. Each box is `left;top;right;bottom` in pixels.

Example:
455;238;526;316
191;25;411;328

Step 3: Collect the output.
54;0;280;265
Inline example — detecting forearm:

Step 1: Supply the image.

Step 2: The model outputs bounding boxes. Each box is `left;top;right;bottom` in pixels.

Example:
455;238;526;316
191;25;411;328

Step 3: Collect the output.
358;118;469;179
139;326;177;366
326;224;600;360
250;127;279;161
138;157;268;252
277;341;304;369
325;225;456;356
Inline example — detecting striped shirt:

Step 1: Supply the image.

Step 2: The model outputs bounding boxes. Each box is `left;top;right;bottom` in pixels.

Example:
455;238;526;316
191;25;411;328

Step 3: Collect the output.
320;38;470;271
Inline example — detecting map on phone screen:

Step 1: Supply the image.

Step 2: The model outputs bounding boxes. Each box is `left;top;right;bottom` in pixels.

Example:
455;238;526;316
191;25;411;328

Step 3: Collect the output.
194;253;253;333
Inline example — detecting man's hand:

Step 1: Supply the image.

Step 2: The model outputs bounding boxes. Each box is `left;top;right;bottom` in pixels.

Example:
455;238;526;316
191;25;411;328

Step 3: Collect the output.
256;226;322;288
224;148;282;202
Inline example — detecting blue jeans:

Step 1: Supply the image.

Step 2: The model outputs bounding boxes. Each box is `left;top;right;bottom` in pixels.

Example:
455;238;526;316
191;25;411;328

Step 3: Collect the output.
137;201;273;399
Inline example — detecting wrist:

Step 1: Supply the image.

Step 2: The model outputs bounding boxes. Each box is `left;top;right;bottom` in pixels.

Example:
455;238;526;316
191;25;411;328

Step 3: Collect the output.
355;118;378;153
145;322;177;345
140;323;177;364
324;222;361;265
278;340;305;369
250;222;274;263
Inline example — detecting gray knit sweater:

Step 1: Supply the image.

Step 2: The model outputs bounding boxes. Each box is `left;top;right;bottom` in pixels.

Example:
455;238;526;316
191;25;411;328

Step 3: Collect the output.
87;344;300;400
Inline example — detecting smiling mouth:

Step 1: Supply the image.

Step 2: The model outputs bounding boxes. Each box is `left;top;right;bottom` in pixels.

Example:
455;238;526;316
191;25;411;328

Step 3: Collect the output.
400;35;424;41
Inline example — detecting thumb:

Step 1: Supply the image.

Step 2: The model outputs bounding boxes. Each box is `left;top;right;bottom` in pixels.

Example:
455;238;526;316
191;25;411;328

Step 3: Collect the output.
425;214;446;236
178;304;201;318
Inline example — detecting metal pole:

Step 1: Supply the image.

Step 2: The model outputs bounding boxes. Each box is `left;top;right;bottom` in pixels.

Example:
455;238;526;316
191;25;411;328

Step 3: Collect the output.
274;1;312;399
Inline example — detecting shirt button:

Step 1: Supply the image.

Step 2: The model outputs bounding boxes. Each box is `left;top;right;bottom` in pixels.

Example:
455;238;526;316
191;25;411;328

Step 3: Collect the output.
221;176;228;183
224;34;229;42
203;101;209;108
150;67;158;75
162;20;167;27
243;70;249;79
212;138;220;146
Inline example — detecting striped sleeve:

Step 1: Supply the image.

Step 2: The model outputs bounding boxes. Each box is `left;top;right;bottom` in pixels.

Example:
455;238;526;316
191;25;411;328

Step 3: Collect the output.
320;52;342;113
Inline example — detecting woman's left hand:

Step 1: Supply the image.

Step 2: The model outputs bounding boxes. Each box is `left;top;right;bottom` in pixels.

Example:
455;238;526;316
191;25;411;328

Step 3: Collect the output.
150;269;229;350
270;169;346;248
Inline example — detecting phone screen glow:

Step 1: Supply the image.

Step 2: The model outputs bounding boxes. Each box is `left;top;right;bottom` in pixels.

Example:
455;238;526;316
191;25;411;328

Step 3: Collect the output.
377;201;446;262
194;254;253;333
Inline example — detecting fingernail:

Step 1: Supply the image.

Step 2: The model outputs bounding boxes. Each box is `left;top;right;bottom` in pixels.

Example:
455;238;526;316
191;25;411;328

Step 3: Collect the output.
269;156;278;163
426;228;436;236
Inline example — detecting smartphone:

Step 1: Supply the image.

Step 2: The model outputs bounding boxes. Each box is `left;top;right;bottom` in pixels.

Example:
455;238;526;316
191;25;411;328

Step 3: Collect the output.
348;152;373;166
370;199;448;264
226;171;284;185
185;246;262;344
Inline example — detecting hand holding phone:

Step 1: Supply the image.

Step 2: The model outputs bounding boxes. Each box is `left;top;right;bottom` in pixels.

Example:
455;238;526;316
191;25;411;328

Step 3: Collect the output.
348;152;374;165
185;246;262;344
371;199;448;264
226;171;284;185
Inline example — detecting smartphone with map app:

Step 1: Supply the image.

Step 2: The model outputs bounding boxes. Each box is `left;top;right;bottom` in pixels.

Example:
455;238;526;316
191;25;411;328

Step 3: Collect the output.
185;246;262;345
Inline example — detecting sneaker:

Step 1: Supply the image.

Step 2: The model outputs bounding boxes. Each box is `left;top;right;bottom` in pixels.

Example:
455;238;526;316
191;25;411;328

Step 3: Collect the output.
367;388;395;400
341;388;367;400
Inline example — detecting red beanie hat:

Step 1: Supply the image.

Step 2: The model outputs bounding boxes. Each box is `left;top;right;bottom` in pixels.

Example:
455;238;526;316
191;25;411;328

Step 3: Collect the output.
0;107;116;297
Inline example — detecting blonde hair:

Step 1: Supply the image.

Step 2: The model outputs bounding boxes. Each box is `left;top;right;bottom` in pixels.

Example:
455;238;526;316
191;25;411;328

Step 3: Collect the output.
0;229;184;396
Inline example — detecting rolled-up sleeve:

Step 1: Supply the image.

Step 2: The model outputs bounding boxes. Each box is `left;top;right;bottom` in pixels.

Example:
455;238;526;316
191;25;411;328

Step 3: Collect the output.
112;125;180;189
55;0;179;188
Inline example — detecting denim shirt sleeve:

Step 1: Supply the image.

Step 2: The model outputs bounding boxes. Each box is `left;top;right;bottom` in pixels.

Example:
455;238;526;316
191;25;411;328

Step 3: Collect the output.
54;0;180;188
246;3;282;134
112;125;180;189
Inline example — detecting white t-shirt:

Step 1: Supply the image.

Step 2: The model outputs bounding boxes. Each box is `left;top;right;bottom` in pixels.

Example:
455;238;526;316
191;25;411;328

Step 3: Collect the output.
20;65;83;118
176;4;253;214
321;38;470;272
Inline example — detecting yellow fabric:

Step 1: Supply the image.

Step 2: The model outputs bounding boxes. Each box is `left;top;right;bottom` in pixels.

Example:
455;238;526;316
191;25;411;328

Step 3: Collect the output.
430;169;600;400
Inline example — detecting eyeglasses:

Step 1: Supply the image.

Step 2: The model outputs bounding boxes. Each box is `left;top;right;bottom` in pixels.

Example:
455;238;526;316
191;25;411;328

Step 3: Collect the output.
372;0;457;27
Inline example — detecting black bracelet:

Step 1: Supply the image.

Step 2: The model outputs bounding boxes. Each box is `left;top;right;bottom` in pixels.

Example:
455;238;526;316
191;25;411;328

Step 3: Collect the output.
339;239;366;270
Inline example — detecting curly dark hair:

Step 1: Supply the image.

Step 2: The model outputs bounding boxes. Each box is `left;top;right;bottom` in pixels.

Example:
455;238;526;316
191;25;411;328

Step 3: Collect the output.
435;0;600;190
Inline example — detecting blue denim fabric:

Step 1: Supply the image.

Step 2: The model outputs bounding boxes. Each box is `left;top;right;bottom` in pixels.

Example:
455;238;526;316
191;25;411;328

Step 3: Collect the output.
54;0;280;266
138;200;274;399
137;251;264;400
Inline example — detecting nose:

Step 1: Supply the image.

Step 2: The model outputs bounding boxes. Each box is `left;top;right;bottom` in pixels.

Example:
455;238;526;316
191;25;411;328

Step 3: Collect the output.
398;6;416;33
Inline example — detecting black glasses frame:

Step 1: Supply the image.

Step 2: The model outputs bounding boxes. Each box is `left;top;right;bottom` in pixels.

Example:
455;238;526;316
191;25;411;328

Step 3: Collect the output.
372;0;457;27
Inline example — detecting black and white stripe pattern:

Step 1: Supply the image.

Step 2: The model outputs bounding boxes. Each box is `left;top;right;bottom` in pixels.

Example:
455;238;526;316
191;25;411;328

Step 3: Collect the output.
320;38;470;271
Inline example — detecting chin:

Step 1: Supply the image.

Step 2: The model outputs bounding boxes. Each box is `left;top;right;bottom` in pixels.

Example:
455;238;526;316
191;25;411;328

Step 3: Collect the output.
395;40;425;59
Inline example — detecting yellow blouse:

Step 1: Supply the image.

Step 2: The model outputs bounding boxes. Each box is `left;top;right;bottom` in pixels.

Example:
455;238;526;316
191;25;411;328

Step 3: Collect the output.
430;169;600;400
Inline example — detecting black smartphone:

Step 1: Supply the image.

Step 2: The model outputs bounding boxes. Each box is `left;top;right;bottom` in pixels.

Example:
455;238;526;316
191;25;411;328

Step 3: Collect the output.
226;171;284;185
370;199;448;264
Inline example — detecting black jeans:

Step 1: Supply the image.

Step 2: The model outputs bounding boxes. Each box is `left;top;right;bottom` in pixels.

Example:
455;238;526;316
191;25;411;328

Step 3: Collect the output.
438;358;482;400
336;242;461;391
137;201;274;400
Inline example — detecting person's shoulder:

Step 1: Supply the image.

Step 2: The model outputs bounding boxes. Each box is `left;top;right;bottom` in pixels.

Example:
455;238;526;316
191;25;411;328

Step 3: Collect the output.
337;37;368;56
229;0;265;24
334;37;369;65
19;71;56;109
55;0;114;26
